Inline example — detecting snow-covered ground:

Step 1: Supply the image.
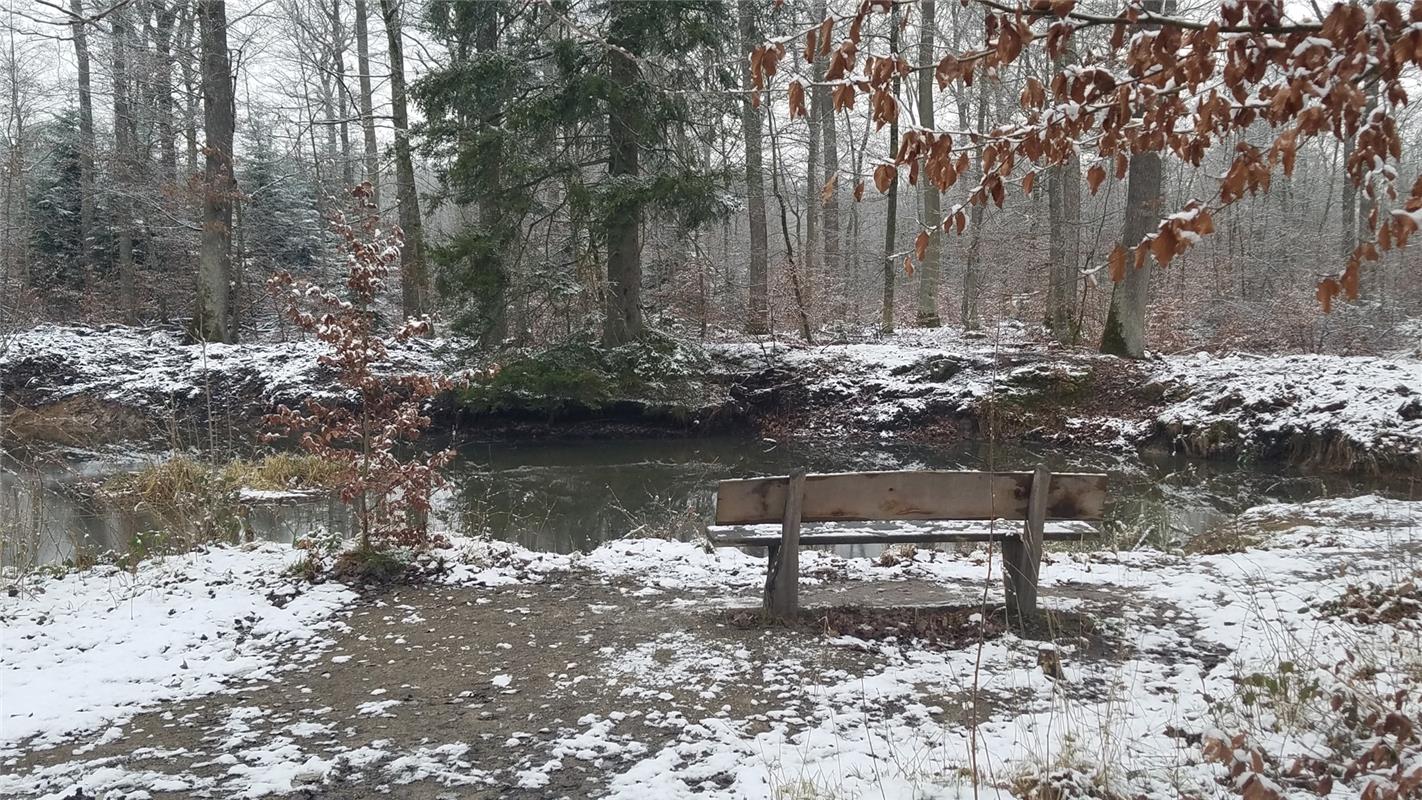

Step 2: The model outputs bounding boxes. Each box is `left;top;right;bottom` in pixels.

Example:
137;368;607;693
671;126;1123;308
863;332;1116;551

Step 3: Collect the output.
0;324;451;410
3;495;1421;798
0;545;356;754
1151;351;1422;467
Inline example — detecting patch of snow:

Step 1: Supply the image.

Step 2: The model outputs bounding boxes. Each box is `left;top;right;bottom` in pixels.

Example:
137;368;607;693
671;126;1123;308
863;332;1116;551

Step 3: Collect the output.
0;543;355;751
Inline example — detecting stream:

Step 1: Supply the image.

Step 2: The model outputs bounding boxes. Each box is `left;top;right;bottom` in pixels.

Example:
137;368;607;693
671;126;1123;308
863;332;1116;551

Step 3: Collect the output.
2;436;1414;571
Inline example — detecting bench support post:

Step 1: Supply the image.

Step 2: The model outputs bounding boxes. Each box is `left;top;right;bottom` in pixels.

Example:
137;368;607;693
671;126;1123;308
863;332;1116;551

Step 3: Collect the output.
764;471;806;619
1004;465;1050;627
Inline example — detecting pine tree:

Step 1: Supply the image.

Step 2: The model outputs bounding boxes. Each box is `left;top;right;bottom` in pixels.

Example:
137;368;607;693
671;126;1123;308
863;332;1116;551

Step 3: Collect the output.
414;0;733;347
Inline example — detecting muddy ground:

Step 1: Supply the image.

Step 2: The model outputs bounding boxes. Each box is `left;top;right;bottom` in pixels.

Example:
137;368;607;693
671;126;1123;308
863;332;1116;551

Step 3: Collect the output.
7;574;1142;799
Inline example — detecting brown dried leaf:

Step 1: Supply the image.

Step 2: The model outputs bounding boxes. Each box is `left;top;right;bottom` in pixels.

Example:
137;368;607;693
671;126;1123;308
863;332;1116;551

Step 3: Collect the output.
1108;243;1126;282
1087;164;1107;194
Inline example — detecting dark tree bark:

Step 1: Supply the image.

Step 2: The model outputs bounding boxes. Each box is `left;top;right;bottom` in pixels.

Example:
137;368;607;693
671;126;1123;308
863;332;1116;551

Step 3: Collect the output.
802;0;825;311
354;0;380;209
329;0;354;189
1046;45;1081;342
881;3;900;334
961;79;987;330
195;0;236;343
738;0;769;335
1100;150;1161;357
152;0;179;183
379;0;429;320
1100;0;1167;357
475;4;508;347
112;4;137;321
176;3;199;177
602;3;644;346
1046;152;1081;341
69;0;96;278
915;0;942;327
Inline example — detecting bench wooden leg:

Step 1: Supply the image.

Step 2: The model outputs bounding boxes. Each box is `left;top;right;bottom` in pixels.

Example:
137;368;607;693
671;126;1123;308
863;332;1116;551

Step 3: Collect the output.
763;471;806;619
1005;466;1051;628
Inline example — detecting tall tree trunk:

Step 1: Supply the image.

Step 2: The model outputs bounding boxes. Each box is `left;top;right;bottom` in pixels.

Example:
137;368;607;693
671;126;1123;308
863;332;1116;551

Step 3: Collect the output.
915;0;942;327
738;0;769;335
1341;135;1356;259
112;5;137;321
69;0;96;279
475;3;508;347
1099;151;1161;357
176;3;199;178
354;0;380;209
803;0;826;315
602;3;644;346
1046;152;1081;341
380;0;428;320
961;78;987;330
195;0;235;343
153;1;178;183
820;54;842;317
1100;0;1167;358
329;0;354;189
881;3;900;334
4;22;28;289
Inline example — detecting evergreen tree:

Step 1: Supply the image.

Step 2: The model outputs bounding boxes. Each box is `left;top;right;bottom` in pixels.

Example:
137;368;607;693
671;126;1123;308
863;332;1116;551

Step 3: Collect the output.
414;0;733;346
29;111;113;291
240;130;327;275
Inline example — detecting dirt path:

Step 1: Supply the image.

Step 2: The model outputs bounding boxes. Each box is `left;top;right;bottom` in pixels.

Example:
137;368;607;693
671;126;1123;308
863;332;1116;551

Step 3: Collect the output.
6;572;1136;799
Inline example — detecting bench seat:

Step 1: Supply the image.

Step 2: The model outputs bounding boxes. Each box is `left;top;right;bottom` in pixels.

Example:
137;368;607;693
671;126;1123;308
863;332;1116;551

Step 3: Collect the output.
706;520;1099;547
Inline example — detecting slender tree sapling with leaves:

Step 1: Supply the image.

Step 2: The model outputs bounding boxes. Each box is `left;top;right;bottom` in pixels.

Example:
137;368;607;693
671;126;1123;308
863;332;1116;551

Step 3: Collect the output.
265;183;455;552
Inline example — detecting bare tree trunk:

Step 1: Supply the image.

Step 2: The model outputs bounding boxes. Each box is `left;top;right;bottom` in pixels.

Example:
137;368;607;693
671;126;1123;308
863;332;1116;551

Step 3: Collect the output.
354;0;380;209
881;3;900;334
113;4;137;321
475;4;507;347
915;0;942;327
379;0;428;320
329;0;354;189
1100;0;1167;358
820;59;842;318
961;79;987;330
176;3;199;178
152;0;178;183
738;0;769;335
69;0;96;281
1341;135;1356;258
3;20;29;290
802;0;826;315
1046;152;1081;341
602;3;644;346
195;0;235;343
1100;151;1161;357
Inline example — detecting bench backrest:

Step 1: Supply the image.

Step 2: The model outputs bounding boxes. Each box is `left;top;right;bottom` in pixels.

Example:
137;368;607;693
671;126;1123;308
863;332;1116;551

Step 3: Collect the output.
714;470;1108;525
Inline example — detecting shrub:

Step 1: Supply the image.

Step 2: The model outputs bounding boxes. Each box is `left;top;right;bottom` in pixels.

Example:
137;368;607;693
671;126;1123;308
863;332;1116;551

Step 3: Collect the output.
266;183;454;552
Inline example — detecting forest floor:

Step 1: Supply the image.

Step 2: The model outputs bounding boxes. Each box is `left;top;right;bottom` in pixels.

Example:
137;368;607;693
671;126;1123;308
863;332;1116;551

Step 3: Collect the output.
4;495;1422;798
3;322;1422;474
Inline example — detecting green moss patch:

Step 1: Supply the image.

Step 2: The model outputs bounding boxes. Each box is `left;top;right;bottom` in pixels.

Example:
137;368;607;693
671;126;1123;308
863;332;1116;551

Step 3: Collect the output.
460;332;721;421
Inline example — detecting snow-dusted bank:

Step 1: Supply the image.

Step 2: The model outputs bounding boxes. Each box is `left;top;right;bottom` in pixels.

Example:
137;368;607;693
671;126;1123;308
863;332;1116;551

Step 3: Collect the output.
6;322;1420;473
2;325;1422;471
3;495;1421;798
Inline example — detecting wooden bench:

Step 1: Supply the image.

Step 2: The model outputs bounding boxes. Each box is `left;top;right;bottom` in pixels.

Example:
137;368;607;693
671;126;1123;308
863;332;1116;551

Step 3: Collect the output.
707;467;1108;624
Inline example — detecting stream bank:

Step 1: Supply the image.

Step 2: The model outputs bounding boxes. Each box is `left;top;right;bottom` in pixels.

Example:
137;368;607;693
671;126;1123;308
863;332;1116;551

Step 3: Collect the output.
3;324;1421;476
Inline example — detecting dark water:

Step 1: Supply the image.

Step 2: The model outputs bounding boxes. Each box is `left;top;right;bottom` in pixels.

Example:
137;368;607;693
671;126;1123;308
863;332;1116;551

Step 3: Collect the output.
2;436;1414;569
440;437;1412;554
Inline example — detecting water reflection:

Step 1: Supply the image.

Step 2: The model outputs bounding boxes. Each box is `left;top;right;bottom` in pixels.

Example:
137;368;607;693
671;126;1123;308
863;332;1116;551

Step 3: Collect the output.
2;437;1413;568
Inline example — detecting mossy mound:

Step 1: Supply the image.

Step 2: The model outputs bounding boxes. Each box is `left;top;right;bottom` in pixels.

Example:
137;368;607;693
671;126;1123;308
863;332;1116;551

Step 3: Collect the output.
459;332;726;423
